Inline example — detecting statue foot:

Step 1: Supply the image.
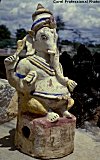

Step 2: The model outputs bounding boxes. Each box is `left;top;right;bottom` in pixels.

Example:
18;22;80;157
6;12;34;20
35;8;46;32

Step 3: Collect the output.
47;112;59;122
63;111;72;118
57;95;69;100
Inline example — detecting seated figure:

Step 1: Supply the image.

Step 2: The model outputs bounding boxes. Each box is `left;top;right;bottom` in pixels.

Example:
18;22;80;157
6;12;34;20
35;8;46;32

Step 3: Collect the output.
4;4;77;122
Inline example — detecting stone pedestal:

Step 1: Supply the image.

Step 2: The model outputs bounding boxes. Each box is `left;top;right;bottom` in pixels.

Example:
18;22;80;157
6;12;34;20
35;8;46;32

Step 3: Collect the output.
15;114;76;159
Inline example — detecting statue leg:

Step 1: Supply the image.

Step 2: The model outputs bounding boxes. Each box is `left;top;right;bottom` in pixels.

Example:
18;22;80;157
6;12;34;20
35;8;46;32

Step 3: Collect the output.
67;97;74;110
18;94;48;115
29;97;60;122
51;96;74;118
26;97;48;115
20;96;59;122
63;97;74;118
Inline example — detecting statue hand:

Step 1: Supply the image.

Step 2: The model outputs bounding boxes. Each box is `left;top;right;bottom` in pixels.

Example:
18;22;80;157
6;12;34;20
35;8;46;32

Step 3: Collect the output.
4;55;19;70
67;79;77;92
23;71;37;85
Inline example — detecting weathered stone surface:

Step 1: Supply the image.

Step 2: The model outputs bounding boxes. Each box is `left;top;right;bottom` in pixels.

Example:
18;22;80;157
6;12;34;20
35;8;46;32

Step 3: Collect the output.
15;114;76;159
0;79;18;124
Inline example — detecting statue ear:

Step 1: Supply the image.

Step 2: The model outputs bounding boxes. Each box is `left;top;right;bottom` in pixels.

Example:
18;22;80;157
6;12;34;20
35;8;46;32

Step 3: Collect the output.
26;34;35;56
28;30;35;38
28;30;36;42
26;34;33;44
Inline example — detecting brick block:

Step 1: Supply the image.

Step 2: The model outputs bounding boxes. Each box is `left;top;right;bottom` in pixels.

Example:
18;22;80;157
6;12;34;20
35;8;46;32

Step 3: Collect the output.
15;114;76;159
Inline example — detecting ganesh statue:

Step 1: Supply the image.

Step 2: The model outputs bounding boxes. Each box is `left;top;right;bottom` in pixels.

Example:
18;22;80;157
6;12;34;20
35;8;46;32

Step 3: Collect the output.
4;4;77;159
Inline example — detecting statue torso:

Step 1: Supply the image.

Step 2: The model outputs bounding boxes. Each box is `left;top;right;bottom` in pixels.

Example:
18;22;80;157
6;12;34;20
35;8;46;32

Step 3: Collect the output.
16;55;70;98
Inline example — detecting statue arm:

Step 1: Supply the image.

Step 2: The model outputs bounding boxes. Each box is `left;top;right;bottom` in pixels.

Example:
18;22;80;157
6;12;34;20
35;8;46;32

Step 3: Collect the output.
59;61;77;92
4;55;19;88
49;50;77;92
15;58;38;93
4;55;38;93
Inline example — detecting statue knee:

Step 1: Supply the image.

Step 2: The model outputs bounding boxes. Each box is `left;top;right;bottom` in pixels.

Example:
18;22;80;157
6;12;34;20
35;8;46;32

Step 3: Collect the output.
67;98;74;110
27;98;48;115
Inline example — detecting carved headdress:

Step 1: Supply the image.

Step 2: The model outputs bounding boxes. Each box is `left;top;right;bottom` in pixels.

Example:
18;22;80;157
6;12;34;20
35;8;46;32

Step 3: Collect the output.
29;4;56;37
15;4;57;56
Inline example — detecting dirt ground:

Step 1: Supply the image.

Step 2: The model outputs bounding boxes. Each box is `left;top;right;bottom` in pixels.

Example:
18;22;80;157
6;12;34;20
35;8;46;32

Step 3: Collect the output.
0;118;100;160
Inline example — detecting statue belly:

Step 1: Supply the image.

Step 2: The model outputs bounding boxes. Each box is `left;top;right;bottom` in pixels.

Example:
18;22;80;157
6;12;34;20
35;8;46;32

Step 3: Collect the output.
32;76;70;98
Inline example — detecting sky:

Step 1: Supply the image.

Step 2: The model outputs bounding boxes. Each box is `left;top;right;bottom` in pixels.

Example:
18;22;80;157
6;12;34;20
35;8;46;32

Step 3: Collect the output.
0;0;100;44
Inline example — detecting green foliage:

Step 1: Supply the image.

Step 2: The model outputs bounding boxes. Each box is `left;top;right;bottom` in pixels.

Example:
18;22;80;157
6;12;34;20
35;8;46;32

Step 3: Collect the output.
0;39;15;48
73;42;81;50
0;24;11;40
95;44;100;48
61;40;72;45
16;28;27;41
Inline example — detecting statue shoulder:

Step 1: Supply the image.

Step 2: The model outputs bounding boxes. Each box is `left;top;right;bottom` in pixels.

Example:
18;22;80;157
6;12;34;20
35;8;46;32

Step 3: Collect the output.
16;57;31;74
18;57;31;66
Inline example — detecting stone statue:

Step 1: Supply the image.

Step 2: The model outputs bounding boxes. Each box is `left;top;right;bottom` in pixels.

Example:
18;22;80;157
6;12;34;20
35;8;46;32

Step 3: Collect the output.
4;4;77;158
4;4;77;123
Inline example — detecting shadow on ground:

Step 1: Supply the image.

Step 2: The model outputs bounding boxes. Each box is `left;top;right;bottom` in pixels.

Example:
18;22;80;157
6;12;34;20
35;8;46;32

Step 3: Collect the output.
0;129;16;151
